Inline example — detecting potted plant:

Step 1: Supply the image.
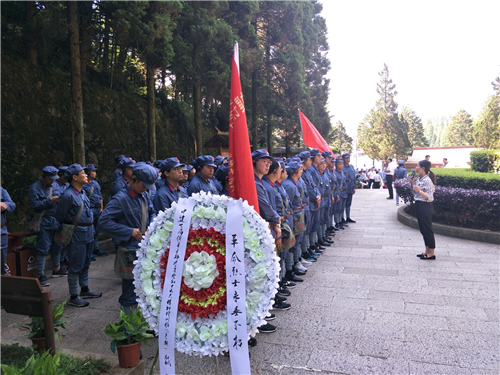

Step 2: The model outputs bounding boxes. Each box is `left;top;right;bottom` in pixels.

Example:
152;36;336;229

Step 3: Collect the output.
17;301;67;352
103;307;154;368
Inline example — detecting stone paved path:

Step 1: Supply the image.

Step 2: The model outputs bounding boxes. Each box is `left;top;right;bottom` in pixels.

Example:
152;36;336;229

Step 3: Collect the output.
2;189;499;374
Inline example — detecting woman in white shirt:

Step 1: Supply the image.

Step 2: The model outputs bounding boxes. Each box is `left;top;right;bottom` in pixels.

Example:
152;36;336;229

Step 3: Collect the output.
412;160;437;260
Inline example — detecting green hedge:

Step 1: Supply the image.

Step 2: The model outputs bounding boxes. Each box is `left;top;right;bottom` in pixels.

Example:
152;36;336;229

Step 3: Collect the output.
432;168;500;191
470;150;500;173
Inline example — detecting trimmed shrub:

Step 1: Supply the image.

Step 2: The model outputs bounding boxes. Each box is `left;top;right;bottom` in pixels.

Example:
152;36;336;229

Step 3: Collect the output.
432;168;500;191
394;179;500;231
470;150;500;173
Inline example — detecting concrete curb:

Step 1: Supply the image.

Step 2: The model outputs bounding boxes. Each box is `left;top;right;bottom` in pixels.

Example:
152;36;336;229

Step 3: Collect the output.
397;205;500;245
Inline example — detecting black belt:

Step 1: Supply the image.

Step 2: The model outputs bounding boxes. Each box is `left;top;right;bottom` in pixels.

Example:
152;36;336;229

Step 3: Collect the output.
339;189;347;191
292;206;303;210
72;222;93;227
321;194;330;198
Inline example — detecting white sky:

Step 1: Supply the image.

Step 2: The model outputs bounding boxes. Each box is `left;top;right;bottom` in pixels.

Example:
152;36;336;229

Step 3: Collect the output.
320;0;500;138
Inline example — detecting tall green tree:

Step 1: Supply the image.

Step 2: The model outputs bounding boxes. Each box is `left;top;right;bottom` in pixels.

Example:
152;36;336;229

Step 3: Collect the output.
256;1;331;155
473;95;500;149
400;107;428;147
444;109;474;146
357;64;412;160
170;1;234;156
330;121;353;152
492;69;500;95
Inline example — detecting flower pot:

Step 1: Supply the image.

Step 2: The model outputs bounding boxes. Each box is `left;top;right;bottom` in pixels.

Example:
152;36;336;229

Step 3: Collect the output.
117;342;141;368
29;337;47;352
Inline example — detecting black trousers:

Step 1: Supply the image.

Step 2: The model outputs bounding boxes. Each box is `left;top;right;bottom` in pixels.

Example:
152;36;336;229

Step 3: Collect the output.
415;201;435;248
386;174;394;198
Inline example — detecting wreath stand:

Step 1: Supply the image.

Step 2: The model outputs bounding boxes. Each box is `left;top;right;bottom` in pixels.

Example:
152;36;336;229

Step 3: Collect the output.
148;348;221;375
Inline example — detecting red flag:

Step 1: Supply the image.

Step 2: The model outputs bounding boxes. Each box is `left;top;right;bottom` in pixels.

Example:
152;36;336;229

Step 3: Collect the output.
298;109;331;152
228;42;259;214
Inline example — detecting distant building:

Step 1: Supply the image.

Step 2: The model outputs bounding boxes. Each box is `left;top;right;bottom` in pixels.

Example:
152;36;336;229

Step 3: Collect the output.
350;149;384;171
406;146;479;169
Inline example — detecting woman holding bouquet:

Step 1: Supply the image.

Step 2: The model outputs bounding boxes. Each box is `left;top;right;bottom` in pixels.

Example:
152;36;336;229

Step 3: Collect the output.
412;160;437;260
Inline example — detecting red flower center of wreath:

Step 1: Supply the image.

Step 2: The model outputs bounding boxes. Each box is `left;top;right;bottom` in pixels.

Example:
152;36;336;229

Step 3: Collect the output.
160;228;226;319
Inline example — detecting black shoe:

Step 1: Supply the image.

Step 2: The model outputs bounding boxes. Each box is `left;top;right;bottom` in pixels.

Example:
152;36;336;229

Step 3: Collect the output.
68;296;89;307
80;289;102;299
264;313;276;321
38;275;50;287
309;244;318;251
302;252;317;262
286;271;304;282
52;268;68;278
248;337;257;347
341;221;349;227
272;300;291;311
386;197;393;200
314;249;324;255
334;225;344;231
346;218;356;223
324;238;334;243
258;323;277;333
316;243;326;250
93;249;108;257
275;295;288;303
285;280;297;289
318;240;330;247
90;254;97;261
277;287;291;297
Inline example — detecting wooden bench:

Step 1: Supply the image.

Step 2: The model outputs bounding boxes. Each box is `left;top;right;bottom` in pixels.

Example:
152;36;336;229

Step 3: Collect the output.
1;275;56;353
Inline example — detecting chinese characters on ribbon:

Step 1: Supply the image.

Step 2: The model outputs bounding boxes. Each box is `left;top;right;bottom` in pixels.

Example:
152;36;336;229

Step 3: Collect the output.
225;199;251;374
159;199;195;375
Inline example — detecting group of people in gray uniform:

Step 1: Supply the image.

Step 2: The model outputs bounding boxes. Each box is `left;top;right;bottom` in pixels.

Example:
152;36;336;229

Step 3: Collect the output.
250;148;356;339
2;149;356;347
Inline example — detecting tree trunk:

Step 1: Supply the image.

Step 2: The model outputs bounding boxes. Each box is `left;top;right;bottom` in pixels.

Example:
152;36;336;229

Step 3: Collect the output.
174;78;179;100
69;1;85;165
161;69;167;89
110;40;117;89
25;1;37;66
251;71;258;150
78;1;92;81
147;63;156;161
116;46;127;90
266;108;272;155
193;82;202;156
101;17;110;73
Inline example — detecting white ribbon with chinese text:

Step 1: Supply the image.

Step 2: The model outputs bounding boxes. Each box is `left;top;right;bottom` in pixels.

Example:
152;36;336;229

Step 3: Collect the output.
226;199;251;374
159;198;196;375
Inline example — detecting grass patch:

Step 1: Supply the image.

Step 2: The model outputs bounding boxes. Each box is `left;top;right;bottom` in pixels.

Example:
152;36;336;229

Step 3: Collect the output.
1;344;110;375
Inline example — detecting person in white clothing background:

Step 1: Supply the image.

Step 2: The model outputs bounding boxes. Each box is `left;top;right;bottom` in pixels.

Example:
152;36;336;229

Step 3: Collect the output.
385;158;398;199
367;167;376;189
